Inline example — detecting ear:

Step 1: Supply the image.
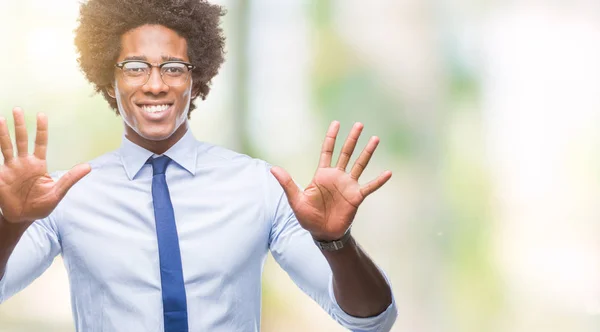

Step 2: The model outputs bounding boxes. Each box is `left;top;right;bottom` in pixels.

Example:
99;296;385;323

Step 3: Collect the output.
106;84;116;99
191;84;202;99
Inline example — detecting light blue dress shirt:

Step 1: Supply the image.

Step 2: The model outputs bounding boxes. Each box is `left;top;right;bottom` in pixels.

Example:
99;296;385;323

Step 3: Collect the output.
0;128;397;331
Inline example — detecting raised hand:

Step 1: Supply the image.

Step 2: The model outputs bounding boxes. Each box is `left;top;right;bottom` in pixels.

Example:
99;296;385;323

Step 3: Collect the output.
271;121;392;241
0;108;91;224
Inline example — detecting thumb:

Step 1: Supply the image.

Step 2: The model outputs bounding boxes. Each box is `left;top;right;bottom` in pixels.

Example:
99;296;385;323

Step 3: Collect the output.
54;163;92;200
270;166;301;205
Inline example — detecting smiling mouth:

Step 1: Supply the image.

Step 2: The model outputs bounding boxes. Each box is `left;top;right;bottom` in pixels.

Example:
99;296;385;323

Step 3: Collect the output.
137;104;173;113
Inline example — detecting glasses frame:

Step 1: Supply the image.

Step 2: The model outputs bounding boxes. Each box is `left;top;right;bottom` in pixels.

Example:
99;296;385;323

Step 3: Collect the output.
115;60;196;87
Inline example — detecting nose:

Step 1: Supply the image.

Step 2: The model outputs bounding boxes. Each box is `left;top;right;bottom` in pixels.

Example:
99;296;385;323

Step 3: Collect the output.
142;67;169;95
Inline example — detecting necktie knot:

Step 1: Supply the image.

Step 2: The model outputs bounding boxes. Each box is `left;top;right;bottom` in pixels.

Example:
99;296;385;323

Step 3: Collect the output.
148;156;171;176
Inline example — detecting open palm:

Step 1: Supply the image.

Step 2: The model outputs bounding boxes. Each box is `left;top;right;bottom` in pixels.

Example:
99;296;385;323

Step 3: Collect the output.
0;108;90;224
271;121;392;241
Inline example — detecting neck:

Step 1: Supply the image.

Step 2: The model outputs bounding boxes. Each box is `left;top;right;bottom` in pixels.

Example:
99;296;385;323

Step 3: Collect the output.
125;122;189;155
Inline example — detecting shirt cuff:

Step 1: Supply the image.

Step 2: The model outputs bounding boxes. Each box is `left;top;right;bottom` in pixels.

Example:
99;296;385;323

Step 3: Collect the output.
0;265;8;303
327;269;398;332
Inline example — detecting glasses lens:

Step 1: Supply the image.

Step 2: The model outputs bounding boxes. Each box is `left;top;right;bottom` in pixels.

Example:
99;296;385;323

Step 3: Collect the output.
161;63;190;86
121;62;150;85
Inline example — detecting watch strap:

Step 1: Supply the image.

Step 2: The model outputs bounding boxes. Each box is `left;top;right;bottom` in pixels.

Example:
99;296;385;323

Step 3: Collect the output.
313;228;352;251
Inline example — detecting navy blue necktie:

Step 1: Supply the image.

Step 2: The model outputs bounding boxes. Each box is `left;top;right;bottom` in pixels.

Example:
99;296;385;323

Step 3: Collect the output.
148;156;189;332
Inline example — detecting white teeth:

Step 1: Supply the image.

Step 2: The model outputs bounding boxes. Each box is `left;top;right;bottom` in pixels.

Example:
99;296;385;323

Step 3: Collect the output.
141;105;170;113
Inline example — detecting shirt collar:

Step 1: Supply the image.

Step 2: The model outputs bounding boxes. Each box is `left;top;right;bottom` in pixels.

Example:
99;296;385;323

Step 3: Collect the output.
119;128;198;180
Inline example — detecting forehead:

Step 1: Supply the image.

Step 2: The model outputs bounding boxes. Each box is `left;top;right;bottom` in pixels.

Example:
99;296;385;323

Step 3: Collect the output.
118;24;189;62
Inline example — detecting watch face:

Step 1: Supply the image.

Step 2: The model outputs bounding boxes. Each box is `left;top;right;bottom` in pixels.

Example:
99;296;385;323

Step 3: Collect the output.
315;239;342;251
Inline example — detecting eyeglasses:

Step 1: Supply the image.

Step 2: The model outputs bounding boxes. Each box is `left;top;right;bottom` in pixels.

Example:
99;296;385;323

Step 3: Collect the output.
115;60;196;87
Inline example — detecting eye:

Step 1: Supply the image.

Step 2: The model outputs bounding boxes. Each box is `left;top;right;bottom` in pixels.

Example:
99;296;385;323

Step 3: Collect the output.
162;64;186;75
121;62;148;74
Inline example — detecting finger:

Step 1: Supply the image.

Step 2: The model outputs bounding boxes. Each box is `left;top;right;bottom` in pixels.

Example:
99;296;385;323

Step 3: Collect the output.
0;116;14;162
13;108;28;157
318;121;340;168
270;166;301;205
360;170;392;198
350;136;379;180
54;163;92;200
34;113;48;160
336;122;363;171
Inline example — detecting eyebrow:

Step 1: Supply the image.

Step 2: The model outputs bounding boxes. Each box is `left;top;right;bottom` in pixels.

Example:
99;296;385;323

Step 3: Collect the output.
122;55;187;62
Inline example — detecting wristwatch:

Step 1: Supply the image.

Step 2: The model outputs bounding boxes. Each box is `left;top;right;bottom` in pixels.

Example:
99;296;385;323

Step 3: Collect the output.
313;227;352;251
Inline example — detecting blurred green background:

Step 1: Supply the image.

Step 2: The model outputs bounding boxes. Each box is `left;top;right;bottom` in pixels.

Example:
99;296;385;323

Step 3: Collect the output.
2;0;600;331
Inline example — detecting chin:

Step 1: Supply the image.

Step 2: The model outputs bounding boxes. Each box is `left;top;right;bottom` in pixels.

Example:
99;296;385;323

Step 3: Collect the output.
139;125;177;141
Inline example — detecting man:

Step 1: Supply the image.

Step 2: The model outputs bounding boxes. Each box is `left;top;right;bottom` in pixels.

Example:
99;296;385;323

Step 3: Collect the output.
0;0;397;331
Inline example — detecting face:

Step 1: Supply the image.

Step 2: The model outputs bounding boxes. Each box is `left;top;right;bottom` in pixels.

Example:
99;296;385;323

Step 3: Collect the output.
109;25;194;149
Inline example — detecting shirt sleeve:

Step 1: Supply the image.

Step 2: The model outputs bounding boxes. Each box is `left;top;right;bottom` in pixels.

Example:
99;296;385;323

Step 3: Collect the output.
264;164;398;332
0;170;65;304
